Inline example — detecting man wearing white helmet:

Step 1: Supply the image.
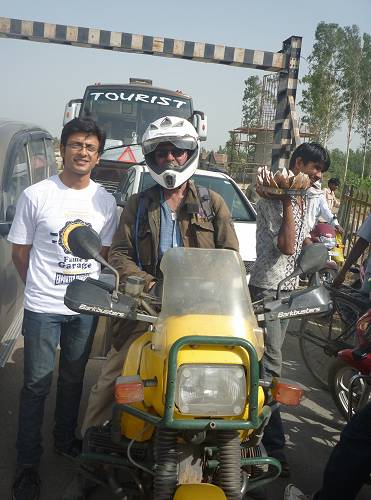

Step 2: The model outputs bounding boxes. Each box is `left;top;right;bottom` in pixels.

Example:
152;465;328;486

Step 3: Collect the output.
80;116;239;434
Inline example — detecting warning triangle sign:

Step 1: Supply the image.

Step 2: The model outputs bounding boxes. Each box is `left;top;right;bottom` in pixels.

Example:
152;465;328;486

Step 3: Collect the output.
118;146;137;163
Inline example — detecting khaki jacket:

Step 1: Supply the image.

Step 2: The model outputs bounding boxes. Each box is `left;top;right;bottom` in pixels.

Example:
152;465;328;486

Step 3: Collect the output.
108;180;239;349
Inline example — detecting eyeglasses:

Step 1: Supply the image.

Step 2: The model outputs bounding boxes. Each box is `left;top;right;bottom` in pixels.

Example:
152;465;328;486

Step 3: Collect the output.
66;142;99;154
154;147;186;159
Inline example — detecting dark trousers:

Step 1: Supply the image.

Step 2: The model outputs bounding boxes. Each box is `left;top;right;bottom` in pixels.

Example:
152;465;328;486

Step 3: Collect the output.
16;309;95;466
314;401;371;500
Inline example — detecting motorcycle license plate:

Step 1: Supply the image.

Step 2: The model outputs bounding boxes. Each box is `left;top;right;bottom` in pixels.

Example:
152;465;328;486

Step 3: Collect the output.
328;251;337;256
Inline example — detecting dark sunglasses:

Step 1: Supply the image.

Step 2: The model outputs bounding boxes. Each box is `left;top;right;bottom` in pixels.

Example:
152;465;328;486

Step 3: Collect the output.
154;147;186;159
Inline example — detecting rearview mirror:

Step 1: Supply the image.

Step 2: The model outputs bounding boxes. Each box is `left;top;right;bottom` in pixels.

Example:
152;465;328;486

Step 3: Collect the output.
276;243;328;298
113;191;127;208
296;243;328;275
191;111;207;141
68;225;102;260
67;225;121;301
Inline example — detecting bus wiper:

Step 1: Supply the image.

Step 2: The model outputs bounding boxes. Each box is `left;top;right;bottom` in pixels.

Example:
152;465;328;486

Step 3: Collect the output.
103;142;140;153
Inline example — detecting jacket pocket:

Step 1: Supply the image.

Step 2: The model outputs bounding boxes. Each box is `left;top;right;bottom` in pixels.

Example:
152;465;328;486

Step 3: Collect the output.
192;219;215;247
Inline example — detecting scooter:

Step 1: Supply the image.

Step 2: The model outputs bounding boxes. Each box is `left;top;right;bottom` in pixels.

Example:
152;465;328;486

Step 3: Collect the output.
310;222;344;283
63;226;331;500
328;309;371;421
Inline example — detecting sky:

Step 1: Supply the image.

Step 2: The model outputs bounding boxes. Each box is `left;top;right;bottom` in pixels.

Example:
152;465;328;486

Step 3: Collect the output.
1;0;370;152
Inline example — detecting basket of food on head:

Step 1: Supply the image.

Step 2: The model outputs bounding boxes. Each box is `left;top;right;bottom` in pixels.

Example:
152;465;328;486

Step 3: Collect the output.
256;165;311;198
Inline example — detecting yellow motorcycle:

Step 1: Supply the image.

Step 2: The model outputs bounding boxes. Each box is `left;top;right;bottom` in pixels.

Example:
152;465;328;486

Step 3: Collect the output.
64;226;331;500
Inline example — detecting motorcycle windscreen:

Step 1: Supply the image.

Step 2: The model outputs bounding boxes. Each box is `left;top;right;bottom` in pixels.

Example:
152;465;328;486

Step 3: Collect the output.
158;247;264;357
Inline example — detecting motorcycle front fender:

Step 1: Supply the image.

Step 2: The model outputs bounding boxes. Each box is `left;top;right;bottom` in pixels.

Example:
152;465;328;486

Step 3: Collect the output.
173;484;227;500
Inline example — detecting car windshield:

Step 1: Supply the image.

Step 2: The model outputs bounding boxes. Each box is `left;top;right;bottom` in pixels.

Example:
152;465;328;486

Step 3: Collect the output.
80;87;192;163
142;172;255;222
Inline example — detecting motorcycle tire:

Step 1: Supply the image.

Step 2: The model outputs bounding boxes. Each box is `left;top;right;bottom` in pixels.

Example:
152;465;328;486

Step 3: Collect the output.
328;358;371;421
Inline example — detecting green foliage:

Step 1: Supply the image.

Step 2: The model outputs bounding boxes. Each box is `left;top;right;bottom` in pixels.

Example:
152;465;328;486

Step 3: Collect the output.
240;76;262;163
339;25;364;181
301;22;371;182
225;131;240;176
356;33;371;178
328;147;371;189
241;76;261;128
299;22;344;146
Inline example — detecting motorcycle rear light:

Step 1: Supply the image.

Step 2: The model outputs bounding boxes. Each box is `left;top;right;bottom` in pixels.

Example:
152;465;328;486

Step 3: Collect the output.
115;375;144;404
271;378;305;406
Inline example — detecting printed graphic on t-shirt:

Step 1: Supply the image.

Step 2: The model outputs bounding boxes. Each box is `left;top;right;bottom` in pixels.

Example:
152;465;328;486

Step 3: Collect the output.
54;219;94;286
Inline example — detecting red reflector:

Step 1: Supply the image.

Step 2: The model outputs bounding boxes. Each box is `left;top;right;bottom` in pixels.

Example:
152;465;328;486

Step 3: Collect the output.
271;378;305;406
118;146;137;163
115;375;144;404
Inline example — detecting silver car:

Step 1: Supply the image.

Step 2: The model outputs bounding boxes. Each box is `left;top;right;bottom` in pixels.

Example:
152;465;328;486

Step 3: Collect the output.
0;119;57;366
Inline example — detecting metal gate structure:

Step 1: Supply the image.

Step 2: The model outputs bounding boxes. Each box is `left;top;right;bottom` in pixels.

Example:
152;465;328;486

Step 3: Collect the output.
0;16;302;171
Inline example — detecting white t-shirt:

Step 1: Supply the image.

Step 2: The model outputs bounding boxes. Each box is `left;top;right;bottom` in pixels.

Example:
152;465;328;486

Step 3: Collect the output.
8;175;118;314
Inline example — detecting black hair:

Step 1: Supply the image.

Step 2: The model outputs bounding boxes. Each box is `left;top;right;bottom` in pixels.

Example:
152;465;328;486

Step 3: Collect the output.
328;178;340;186
60;117;106;154
289;142;330;172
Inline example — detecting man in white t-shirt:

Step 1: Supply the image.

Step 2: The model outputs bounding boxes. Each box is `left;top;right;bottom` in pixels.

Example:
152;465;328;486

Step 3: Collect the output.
8;118;117;500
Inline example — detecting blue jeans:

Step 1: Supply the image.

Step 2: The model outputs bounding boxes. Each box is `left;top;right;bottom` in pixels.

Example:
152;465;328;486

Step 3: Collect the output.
314;401;371;500
16;309;96;466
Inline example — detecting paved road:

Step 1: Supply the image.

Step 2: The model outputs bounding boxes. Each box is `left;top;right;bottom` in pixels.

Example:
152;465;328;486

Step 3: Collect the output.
1;329;370;500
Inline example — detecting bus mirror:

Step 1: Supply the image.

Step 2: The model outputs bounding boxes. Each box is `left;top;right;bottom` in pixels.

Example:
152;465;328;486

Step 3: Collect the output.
113;191;127;207
192;111;207;141
63;99;82;126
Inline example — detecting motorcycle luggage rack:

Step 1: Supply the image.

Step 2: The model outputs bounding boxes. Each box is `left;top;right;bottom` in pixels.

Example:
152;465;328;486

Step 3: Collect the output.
115;335;262;431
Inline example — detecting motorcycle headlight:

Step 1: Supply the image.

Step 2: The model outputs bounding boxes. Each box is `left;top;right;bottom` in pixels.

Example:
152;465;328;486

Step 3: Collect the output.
175;364;246;416
319;236;336;249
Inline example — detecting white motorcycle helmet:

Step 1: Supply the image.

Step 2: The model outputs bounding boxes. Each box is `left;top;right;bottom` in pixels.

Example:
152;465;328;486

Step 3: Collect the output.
142;116;200;189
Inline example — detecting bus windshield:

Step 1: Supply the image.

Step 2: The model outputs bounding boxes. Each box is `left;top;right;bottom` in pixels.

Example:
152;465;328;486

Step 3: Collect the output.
80;87;193;161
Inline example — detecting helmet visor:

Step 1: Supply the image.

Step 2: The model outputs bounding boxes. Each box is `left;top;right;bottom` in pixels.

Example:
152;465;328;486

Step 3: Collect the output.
142;135;197;155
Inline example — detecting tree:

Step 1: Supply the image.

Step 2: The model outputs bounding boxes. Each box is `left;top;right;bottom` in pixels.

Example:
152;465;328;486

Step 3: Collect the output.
241;76;261;128
339;25;363;182
241;76;262;163
299;23;344;147
356;33;371;178
225;132;239;177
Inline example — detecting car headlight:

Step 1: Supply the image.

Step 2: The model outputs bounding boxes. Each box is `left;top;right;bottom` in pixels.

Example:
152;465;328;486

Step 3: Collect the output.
175;364;246;416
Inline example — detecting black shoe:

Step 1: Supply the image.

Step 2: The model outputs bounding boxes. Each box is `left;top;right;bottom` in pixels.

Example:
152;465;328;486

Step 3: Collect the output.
12;467;40;500
54;438;82;459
